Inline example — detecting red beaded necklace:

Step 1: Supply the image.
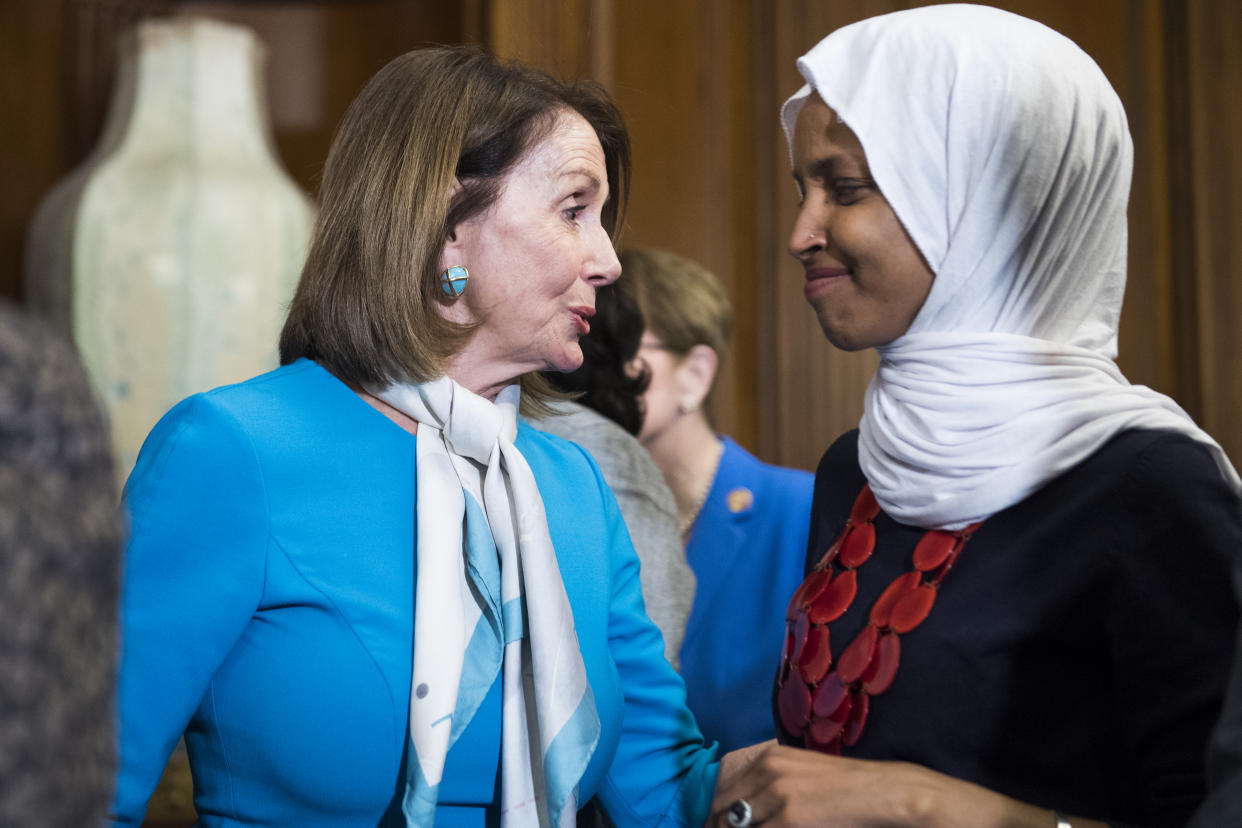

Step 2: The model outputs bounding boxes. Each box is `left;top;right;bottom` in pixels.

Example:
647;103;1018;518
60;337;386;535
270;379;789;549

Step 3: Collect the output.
777;483;982;753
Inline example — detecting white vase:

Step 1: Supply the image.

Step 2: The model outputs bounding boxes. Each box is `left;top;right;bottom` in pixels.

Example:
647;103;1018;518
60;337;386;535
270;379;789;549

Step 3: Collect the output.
24;17;315;479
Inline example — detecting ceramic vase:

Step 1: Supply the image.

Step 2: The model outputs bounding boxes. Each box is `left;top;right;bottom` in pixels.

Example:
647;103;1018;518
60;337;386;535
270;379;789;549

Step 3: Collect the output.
24;17;315;479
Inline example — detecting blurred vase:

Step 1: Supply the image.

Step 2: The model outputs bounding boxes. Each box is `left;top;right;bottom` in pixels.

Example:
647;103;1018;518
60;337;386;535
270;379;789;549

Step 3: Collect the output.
24;17;315;480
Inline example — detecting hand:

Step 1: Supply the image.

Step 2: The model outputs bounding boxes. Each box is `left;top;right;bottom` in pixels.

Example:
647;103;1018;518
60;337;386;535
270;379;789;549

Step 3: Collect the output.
708;744;1105;828
710;743;927;827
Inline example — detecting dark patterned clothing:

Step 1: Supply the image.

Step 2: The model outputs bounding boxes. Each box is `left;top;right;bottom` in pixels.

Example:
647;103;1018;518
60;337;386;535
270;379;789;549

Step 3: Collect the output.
779;428;1241;828
0;301;120;826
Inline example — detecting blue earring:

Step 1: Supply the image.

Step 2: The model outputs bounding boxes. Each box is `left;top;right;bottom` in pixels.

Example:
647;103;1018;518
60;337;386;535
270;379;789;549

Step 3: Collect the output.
440;265;468;297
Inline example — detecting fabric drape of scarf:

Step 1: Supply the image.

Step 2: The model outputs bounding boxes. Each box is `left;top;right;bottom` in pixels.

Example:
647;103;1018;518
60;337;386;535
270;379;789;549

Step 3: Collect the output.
781;3;1240;529
371;377;599;827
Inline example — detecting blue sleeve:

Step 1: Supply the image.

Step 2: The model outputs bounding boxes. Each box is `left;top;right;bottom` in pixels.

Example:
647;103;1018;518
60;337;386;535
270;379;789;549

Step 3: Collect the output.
111;395;268;825
584;456;719;827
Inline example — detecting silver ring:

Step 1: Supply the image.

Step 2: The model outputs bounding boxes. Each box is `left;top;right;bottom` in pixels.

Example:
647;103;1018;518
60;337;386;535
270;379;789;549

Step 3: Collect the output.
726;798;754;828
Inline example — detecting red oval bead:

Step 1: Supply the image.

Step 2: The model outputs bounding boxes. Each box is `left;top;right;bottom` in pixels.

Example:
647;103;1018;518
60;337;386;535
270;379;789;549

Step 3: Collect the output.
811;671;849;719
911;531;957;571
890;584;937;633
869;571;922;628
861;632;901;694
837;623;878;684
797;623;832;684
791;612;810;664
804;728;843;755
838;521;876;568
842;690;870;747
778;669;812;736
808;710;847;745
849;485;880;522
808;569;857;623
786;569;831;620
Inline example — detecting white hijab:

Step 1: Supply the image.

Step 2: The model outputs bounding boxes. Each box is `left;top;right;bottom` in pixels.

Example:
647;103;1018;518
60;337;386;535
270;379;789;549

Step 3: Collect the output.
782;3;1239;529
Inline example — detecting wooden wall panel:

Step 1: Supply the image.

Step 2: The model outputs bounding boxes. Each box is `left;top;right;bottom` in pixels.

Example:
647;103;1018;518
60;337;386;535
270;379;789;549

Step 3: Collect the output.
0;1;67;302
1186;0;1242;464
607;0;759;448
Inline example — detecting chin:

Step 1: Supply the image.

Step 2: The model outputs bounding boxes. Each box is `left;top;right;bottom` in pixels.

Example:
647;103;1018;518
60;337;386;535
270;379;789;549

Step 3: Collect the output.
544;348;584;375
817;319;860;352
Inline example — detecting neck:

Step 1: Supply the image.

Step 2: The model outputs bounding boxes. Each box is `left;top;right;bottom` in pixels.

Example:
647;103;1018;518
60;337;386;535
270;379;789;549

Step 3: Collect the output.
443;349;524;402
645;414;723;525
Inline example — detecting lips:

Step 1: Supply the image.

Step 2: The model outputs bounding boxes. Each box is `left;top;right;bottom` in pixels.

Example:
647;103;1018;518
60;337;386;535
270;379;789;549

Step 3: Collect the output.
570;306;594;335
805;266;850;282
803;266;850;301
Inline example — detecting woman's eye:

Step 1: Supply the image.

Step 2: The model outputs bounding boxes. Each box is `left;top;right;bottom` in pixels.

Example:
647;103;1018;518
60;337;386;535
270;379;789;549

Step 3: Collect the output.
834;176;874;204
564;205;587;222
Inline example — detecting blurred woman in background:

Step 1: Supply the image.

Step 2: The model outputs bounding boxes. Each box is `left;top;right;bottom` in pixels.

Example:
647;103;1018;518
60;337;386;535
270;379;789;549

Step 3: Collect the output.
537;282;693;666
621;247;813;753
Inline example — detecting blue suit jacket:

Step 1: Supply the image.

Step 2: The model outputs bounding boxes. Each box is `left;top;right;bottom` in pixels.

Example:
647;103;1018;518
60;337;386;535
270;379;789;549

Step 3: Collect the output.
111;359;716;827
680;437;813;753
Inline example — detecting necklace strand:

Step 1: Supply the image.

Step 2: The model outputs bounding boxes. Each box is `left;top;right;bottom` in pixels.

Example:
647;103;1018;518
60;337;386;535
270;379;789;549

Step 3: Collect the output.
678;440;724;537
777;484;982;753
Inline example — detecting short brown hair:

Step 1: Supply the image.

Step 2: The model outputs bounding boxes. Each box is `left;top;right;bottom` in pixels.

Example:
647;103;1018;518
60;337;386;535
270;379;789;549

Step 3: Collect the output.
619;247;732;359
279;47;630;402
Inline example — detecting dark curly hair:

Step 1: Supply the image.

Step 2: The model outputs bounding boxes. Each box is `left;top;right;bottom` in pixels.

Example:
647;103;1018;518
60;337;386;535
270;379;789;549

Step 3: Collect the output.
544;282;650;435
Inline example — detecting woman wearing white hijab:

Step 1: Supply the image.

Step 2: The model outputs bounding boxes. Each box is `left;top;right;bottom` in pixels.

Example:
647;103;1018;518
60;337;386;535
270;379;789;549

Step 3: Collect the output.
710;5;1240;828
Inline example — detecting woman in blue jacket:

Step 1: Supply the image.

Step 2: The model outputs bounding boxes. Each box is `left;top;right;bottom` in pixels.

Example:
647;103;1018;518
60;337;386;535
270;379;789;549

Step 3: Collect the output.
112;47;717;827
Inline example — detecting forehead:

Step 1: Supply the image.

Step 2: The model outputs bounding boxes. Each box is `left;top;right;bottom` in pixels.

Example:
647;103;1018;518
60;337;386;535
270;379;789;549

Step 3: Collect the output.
509;109;607;190
792;95;867;171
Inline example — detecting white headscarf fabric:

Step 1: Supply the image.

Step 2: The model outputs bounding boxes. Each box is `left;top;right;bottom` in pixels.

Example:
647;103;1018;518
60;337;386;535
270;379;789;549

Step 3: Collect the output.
373;377;598;827
782;3;1239;529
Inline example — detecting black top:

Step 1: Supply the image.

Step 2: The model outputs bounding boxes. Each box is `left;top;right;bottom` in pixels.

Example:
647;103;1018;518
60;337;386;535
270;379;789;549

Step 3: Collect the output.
777;428;1241;828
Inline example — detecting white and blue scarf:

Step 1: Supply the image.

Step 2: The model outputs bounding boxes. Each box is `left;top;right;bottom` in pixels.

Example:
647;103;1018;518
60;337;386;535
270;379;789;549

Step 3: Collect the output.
373;377;599;826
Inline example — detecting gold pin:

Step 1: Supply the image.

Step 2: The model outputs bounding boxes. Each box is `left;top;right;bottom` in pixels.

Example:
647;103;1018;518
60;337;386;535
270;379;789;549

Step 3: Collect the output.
727;487;753;513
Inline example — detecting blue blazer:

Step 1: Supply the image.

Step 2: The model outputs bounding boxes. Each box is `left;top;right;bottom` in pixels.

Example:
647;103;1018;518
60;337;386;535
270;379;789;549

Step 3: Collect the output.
680;437;813;753
111;360;716;827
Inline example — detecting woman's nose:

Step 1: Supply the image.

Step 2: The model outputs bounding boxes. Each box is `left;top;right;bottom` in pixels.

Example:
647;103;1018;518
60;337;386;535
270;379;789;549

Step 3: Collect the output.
788;202;825;260
586;227;622;286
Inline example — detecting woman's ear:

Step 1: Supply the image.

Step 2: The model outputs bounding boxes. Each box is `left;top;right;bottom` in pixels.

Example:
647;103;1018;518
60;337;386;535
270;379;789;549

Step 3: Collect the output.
438;177;467;274
675;344;718;414
438;228;467;274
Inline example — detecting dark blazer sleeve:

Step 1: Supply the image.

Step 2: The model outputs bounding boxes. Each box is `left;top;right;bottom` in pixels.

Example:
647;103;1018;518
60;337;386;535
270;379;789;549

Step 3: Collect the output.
1107;434;1242;827
1188;551;1242;827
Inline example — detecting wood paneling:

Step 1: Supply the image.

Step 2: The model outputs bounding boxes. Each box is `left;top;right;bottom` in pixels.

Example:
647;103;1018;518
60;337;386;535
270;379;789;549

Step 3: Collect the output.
1186;0;1242;463
607;0;759;448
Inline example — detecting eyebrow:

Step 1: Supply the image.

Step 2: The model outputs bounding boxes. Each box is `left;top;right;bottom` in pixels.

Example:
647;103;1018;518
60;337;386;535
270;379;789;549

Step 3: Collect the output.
560;167;602;188
559;167;607;200
796;155;849;183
